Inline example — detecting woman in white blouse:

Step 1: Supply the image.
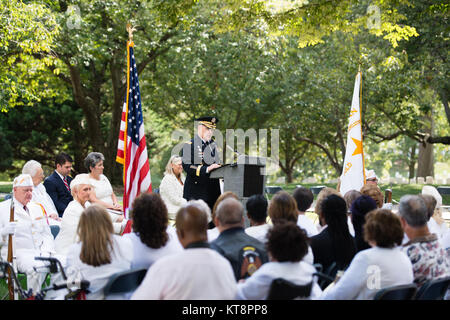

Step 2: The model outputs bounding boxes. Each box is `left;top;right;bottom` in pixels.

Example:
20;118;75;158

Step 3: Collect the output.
321;209;414;300
159;155;187;220
84;152;122;211
64;205;132;300
85;152;125;233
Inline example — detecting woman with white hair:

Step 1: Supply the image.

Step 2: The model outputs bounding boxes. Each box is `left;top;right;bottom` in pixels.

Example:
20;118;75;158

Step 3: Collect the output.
55;174;93;256
422;186;449;239
159;155;187;220
22;160;61;225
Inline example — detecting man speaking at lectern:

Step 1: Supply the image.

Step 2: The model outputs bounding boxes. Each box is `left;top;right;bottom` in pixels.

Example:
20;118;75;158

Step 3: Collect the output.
181;116;222;210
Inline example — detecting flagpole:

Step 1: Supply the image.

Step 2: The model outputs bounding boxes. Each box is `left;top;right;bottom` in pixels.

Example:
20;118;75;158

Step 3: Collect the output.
358;67;366;184
123;23;135;211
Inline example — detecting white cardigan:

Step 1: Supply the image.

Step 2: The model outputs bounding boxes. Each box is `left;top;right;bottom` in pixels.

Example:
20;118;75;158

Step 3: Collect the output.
159;173;187;219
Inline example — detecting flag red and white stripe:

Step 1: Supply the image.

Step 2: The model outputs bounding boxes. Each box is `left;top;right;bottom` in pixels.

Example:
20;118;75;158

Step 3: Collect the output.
116;40;152;216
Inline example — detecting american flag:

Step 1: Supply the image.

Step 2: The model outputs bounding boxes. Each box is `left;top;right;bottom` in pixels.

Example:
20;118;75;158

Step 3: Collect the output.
116;40;152;216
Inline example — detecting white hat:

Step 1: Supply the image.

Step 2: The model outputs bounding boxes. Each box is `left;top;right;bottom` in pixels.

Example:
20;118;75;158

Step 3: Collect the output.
365;169;378;180
422;185;442;209
70;173;93;190
13;174;34;187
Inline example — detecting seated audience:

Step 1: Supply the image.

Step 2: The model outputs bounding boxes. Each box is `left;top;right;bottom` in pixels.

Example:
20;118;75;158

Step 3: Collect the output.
43;152;74;217
0;174;61;294
314;187;341;233
350;195;377;252
269;191;298;225
159;155;187;220
210;198;269;281
268;191;314;265
310;194;356;273
322;209;413;300
131;205;237;299
343;190;361;237
245;194;270;243
208;191;239;242
65;205;132;300
360;184;383;209
85;152;126;234
422;185;449;239
122;193;183;270
237;221;322;300
293;187;318;237
185;199;213;229
22;160;61;225
365;169;378;186
55;174;93;256
398;195;450;288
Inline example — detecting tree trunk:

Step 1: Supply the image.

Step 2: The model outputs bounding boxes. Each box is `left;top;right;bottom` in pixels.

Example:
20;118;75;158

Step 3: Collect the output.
416;113;434;178
408;143;416;180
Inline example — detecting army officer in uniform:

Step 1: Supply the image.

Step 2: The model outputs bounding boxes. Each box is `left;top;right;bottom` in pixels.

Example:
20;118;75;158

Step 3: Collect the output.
181;116;222;210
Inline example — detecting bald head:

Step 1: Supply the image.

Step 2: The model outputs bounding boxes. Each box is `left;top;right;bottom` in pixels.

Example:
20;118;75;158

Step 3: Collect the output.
215;198;244;229
175;205;208;247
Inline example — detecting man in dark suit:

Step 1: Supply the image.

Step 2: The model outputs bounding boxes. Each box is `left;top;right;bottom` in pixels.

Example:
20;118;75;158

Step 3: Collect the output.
181;116;222;210
43;152;74;217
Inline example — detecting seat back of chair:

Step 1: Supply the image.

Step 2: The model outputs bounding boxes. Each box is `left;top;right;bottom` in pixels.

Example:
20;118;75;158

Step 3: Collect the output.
267;278;312;300
317;262;338;290
415;277;450;300
373;284;417;300
103;268;147;297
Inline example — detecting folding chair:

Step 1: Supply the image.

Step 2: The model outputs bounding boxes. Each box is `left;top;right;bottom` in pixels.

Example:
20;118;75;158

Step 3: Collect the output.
267;278;313;300
103;268;147;299
373;284;417;300
414;277;450;300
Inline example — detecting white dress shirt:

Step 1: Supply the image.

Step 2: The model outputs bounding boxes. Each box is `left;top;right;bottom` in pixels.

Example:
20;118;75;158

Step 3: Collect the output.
131;246;237;300
321;246;414;300
236;260;323;300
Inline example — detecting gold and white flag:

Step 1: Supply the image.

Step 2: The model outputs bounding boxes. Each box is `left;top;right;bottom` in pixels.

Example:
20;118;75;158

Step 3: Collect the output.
340;72;366;196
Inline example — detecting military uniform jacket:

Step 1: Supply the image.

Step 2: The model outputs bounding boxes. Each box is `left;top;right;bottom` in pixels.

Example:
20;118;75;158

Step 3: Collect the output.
181;134;221;209
0;198;55;260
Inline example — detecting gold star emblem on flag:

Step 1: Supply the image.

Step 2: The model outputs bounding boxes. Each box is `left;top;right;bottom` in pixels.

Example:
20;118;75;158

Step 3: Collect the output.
351;137;363;156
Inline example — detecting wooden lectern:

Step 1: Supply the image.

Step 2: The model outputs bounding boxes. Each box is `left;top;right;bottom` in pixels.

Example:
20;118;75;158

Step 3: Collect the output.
209;155;267;227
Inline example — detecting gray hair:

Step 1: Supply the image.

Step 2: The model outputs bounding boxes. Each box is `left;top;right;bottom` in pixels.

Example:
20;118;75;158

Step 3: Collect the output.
164;155;182;176
216;198;244;225
84;152;105;172
398;195;428;227
185;199;212;223
22;160;42;177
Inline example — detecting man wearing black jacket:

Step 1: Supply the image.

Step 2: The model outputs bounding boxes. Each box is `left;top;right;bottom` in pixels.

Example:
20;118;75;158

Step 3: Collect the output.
43;152;74;217
181;116;222;210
